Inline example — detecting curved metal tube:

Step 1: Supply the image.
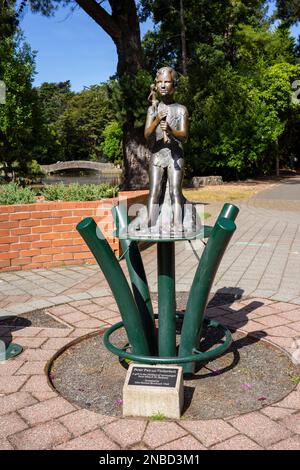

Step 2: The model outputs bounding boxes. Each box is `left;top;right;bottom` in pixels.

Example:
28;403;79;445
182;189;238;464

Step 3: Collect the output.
103;318;232;365
112;204;157;355
76;217;151;356
179;215;237;374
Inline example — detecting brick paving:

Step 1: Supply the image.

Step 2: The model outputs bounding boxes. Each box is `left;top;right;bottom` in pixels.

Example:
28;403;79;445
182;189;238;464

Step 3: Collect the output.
0;292;299;450
0;181;300;450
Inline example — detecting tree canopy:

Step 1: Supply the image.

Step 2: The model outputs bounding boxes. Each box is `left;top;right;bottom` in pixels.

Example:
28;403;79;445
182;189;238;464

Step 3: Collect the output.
1;0;300;183
0;1;43;181
276;0;300;26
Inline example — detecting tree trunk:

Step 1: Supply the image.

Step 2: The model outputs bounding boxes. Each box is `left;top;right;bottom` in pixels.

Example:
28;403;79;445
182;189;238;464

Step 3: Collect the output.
111;0;143;78
75;0;149;189
180;0;188;75
111;2;150;188
122;124;151;190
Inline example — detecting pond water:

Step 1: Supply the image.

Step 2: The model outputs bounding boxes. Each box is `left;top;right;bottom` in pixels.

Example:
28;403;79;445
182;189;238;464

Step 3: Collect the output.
42;169;122;186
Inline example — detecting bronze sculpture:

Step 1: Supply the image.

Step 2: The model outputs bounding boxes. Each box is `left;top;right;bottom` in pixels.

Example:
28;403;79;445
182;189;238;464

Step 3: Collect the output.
77;68;239;377
129;66;200;238
145;66;189;232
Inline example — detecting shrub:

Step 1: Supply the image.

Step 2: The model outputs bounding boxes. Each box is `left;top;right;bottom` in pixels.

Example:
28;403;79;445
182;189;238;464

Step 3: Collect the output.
100;120;123;163
41;183;118;201
0;183;36;205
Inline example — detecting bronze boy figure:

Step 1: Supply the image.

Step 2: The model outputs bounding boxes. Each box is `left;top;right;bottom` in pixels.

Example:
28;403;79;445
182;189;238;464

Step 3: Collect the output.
145;66;189;232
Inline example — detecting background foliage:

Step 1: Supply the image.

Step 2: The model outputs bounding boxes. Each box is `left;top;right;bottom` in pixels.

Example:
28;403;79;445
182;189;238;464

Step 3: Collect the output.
1;0;300;181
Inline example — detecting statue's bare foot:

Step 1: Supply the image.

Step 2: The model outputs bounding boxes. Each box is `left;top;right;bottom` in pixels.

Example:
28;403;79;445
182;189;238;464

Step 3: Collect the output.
173;224;184;233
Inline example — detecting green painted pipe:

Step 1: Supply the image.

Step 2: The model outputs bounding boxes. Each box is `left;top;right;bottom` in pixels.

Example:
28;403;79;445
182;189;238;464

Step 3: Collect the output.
112;204;157;355
203;203;239;239
103;318;232;365
216;203;239;223
179;216;236;374
157;242;177;357
76;217;151;356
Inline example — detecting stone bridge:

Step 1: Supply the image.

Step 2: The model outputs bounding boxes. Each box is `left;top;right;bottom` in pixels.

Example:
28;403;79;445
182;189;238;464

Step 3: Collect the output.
41;160;121;175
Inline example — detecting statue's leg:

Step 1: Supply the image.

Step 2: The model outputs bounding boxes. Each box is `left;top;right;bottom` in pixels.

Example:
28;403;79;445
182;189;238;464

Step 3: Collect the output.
148;164;164;227
168;165;184;231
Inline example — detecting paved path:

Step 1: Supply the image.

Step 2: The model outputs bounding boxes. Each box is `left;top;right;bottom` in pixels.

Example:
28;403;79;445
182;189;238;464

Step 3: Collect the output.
0;295;300;450
255;175;300;201
3;182;300;314
1;179;300;450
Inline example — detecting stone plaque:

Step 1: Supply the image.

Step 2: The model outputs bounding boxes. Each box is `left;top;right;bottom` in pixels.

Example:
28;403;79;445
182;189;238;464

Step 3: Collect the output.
128;366;178;388
123;363;183;419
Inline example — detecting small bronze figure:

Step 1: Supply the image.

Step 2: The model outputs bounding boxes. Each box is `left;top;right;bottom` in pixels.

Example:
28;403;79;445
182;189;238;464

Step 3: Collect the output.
145;66;189;232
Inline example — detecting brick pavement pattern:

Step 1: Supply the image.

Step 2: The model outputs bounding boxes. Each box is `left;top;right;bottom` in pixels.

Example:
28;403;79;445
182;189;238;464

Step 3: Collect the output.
0;293;299;450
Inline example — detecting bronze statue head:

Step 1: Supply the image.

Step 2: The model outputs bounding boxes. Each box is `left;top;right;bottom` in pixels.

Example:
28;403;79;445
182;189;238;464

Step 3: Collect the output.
155;66;178;98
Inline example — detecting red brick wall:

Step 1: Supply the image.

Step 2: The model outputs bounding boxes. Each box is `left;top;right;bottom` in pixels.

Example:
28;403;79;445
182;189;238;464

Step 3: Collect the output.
0;191;148;272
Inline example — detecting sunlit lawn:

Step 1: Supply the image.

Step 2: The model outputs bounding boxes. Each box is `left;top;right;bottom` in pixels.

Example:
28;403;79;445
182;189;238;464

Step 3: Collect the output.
183;182;276;202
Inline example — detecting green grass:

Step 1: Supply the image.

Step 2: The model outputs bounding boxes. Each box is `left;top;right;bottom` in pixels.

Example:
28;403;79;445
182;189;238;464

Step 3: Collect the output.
289;374;300;385
183;186;261;202
149;412;166;421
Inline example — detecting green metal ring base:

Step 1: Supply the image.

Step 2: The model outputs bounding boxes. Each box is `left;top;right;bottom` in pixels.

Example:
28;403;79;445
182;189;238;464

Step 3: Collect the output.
0;343;23;362
103;318;233;365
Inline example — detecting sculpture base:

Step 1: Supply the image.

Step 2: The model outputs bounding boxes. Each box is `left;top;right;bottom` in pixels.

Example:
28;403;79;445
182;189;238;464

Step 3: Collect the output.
124;226;205;242
127;182;202;241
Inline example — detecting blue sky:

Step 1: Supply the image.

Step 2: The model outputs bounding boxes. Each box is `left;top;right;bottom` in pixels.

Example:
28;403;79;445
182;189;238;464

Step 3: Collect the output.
20;4;153;91
20;1;299;92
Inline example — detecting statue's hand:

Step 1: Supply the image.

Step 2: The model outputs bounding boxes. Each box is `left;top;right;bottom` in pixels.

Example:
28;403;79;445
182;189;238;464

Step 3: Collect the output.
157;110;168;122
160;120;170;133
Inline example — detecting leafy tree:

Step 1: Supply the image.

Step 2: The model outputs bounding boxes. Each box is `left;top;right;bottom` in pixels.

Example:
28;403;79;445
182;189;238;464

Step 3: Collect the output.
4;0;300;181
140;0;267;74
0;0;18;40
58;84;114;161
185;67;285;178
276;0;300;26
100;120;123;162
25;0;150;188
35;81;73;163
0;10;43;181
141;1;300;178
37;80;72;123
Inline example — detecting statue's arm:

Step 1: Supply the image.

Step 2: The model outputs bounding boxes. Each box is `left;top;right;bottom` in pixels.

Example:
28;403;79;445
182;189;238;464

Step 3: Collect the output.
144;107;160;140
167;107;189;142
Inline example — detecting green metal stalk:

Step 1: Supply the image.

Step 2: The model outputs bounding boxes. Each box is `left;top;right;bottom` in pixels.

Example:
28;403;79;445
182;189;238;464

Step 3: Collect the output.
158;243;177;357
179;216;237;374
216;203;239;224
104;318;232;365
112;204;157;355
76;217;151;356
203;203;239;239
0;340;22;361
